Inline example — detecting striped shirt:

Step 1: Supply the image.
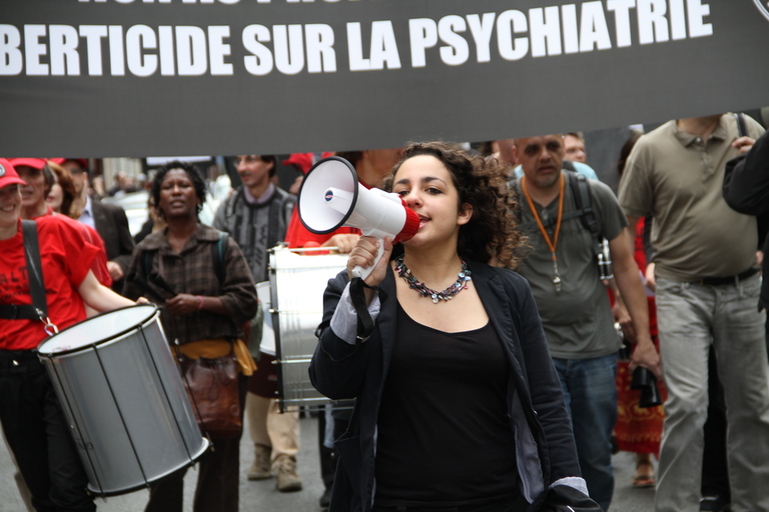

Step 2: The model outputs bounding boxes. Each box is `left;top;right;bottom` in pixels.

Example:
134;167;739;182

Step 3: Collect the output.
213;186;295;282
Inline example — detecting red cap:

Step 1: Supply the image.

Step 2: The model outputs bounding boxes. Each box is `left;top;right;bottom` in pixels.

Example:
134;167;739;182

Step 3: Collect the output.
282;153;315;174
282;152;335;175
392;202;420;244
0;158;27;189
8;158;47;170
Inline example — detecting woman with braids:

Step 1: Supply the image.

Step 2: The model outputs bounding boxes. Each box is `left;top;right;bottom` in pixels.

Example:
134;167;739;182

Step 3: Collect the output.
309;142;594;512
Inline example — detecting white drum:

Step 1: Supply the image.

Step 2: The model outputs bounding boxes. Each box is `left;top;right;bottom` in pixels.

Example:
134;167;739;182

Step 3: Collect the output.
268;246;348;410
256;281;276;356
37;304;209;497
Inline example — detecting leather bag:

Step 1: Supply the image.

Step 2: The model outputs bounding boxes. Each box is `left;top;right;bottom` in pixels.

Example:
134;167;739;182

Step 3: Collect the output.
178;349;241;439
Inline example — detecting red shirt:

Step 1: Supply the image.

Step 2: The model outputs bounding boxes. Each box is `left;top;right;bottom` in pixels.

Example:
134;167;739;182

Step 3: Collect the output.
283;208;360;248
0;215;100;350
31;207;112;288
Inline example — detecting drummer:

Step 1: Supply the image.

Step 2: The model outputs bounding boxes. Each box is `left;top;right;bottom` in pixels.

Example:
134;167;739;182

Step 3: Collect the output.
0;158;142;512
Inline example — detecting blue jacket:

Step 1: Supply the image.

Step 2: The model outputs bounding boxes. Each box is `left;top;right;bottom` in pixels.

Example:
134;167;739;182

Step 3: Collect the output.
309;260;581;512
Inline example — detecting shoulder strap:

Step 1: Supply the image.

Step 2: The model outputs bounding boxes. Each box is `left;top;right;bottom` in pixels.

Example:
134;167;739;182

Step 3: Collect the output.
225;190;238;219
212;232;228;284
568;173;602;254
283;194;297;229
562;160;578;173
1;221;48;321
143;249;155;281
22;220;47;318
267;192;295;249
735;112;748;138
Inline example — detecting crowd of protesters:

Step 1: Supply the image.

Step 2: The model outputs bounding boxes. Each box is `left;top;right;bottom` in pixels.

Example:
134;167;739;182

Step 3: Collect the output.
1;110;768;512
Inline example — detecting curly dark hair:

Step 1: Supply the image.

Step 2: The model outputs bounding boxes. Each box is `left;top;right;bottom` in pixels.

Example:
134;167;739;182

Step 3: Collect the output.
383;142;526;268
151;160;207;219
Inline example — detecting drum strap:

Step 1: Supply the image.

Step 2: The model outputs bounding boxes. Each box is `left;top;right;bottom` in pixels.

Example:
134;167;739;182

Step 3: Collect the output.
0;220;47;321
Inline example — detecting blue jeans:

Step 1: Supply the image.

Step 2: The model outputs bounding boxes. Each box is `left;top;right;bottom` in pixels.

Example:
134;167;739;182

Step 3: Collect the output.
655;275;769;512
552;353;617;512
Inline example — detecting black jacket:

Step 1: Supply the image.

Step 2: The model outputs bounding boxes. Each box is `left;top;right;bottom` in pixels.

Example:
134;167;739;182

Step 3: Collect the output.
723;131;769;309
91;198;135;289
309;261;581;512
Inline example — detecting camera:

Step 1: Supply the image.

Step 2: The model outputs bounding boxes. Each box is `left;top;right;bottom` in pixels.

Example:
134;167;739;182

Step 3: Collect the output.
631;367;662;408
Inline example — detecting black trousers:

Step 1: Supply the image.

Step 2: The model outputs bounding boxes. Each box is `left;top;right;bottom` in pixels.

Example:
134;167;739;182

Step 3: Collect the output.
701;347;730;501
144;374;248;512
0;350;94;512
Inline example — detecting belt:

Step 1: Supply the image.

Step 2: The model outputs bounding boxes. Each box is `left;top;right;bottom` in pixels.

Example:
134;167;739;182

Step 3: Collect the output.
0;304;43;320
696;268;758;286
0;350;41;371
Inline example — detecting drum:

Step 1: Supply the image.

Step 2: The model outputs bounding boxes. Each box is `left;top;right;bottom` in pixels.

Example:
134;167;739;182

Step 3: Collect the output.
268;246;348;410
37;304;209;497
256;281;276;357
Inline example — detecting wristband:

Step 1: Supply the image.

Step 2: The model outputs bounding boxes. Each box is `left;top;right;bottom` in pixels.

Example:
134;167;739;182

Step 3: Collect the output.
197;295;204;310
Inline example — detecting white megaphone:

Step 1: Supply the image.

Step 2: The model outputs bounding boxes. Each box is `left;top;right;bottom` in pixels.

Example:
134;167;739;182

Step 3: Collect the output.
298;156;420;279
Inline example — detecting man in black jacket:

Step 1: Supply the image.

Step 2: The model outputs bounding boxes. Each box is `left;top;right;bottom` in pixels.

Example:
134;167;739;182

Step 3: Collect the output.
723;130;769;342
57;158;135;292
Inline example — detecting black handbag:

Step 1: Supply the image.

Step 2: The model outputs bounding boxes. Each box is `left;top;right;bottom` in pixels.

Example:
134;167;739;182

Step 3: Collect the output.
528;484;604;512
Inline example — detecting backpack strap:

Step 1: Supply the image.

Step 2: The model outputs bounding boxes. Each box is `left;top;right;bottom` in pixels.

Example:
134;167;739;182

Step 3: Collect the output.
562;159;578;173
212;232;228;285
735;112;748;138
0;220;47;321
567;173;603;258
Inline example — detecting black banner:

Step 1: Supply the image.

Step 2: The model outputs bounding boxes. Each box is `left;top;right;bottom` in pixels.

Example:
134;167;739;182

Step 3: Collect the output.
1;0;768;156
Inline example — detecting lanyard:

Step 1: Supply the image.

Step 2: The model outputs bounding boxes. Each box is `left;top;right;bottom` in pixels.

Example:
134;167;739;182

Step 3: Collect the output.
521;174;565;292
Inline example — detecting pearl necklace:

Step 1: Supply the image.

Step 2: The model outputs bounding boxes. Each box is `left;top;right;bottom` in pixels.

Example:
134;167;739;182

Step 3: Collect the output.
394;254;472;304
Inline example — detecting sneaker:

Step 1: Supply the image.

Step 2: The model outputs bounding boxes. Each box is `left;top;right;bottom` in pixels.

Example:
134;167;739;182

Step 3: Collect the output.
247;444;272;481
700;495;731;512
274;455;303;492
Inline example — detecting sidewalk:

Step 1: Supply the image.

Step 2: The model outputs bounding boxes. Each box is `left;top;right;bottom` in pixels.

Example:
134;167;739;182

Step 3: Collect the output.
0;416;655;511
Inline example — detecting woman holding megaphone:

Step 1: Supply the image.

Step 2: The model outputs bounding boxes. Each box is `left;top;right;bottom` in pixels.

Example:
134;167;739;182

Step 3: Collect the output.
309;142;598;512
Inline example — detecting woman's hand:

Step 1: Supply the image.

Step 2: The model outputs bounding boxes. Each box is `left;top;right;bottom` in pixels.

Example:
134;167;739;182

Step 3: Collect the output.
347;236;393;288
164;293;202;315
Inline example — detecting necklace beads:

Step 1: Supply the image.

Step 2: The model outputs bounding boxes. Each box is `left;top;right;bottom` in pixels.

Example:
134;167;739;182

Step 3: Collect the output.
394;254;471;304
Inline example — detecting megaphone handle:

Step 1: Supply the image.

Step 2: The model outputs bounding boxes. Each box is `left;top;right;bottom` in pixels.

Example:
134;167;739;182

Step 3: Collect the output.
351;240;385;280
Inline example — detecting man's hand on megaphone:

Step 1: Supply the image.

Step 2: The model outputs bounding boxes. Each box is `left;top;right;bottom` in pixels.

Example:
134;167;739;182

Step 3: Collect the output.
322;233;361;254
348;236;393;290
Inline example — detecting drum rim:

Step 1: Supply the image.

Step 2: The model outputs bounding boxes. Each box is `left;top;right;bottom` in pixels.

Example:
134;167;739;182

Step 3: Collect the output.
37;303;160;357
85;437;210;497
